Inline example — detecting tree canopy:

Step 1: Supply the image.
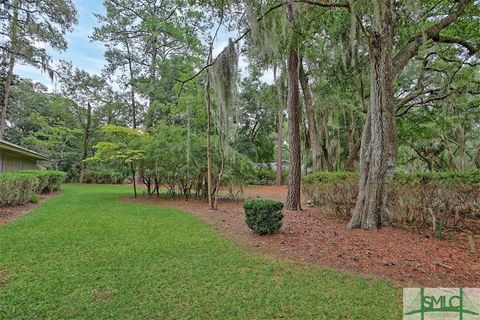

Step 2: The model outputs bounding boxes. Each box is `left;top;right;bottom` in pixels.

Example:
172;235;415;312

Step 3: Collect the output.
1;0;478;229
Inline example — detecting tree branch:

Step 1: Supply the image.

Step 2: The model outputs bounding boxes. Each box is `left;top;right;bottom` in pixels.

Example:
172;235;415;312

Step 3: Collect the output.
432;35;479;55
393;0;473;76
176;0;348;85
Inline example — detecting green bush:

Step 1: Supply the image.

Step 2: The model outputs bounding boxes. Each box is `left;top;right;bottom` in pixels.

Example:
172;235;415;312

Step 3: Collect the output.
244;199;284;235
30;194;40;204
21;170;67;192
81;170;126;184
0;172;39;206
302;171;359;184
247;168;288;185
0;170;66;207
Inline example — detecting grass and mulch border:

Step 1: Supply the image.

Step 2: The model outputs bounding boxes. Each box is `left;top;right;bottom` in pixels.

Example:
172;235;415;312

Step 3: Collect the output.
0;184;402;319
127;185;480;288
0;191;60;225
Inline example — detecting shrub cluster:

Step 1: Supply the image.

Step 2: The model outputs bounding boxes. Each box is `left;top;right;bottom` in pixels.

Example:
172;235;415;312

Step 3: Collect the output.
81;170;126;184
302;172;359;217
301;170;480;230
244;199;284;235
246;168;288;186
0;170;66;206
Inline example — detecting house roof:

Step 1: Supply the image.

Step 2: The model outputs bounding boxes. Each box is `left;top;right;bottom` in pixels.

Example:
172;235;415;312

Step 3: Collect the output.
0;139;49;161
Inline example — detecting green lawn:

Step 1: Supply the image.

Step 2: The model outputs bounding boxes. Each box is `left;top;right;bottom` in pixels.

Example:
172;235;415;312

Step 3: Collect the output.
0;184;402;319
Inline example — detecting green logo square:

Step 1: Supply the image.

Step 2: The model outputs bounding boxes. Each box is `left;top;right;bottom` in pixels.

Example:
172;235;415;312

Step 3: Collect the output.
404;288;480;319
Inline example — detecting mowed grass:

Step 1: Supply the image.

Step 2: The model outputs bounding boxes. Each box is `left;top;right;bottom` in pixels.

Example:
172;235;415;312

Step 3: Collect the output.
0;184;402;319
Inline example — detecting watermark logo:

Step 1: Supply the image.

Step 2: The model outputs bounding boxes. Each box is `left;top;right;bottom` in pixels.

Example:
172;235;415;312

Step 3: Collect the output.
404;288;480;319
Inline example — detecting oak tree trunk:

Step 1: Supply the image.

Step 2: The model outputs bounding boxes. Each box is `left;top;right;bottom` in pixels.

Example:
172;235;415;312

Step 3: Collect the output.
0;56;14;140
285;4;302;211
0;0;19;139
349;0;397;229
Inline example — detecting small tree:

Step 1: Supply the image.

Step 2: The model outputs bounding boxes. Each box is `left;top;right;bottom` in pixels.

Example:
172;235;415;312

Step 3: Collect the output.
90;125;146;197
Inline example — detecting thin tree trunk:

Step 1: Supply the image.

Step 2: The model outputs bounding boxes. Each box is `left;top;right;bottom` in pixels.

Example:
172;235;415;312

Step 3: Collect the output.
349;0;397;230
346;139;361;172
276;103;284;186
299;58;322;172
475;145;480;169
459;125;465;170
205;48;214;209
0;0;19;139
148;48;157;117
79;102;92;183
318;117;334;171
285;4;302;211
213;134;225;210
125;37;137;129
131;162;137;198
275;65;285;186
146;24;158;128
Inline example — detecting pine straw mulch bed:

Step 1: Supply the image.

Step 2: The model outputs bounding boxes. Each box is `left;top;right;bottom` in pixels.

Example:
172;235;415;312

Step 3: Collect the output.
0;191;60;225
124;185;480;288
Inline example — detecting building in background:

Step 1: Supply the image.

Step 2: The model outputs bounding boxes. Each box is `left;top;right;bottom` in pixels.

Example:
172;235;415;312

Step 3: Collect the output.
0;140;48;172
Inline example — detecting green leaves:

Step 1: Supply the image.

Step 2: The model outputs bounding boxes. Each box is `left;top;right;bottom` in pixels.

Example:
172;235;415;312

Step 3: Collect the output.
90;125;146;167
0;170;66;206
244;199;284;235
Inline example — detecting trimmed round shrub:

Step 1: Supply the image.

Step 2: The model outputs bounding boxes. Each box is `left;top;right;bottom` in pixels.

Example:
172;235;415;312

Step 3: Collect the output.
244;199;284;235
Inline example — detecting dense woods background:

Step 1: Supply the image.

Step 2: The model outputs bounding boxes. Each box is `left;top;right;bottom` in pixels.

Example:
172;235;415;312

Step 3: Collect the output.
0;0;479;229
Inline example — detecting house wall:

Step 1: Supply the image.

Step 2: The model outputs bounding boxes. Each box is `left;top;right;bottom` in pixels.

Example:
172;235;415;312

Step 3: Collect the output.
0;151;38;172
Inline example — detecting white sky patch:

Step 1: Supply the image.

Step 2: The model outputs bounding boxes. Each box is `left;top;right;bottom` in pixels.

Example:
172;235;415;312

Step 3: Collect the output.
33;41;46;49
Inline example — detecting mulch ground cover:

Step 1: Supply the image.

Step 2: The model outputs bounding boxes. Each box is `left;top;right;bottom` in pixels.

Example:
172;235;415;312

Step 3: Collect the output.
127;185;480;287
0;192;60;225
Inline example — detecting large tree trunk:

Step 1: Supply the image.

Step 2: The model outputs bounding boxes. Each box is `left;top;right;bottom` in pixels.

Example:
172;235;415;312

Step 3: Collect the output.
0;56;14;140
348;0;397;230
299;58;322;172
0;0;19;139
285;4;302;211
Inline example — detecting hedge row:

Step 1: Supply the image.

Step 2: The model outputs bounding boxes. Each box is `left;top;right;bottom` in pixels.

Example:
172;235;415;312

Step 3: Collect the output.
0;170;66;206
302;170;480;229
